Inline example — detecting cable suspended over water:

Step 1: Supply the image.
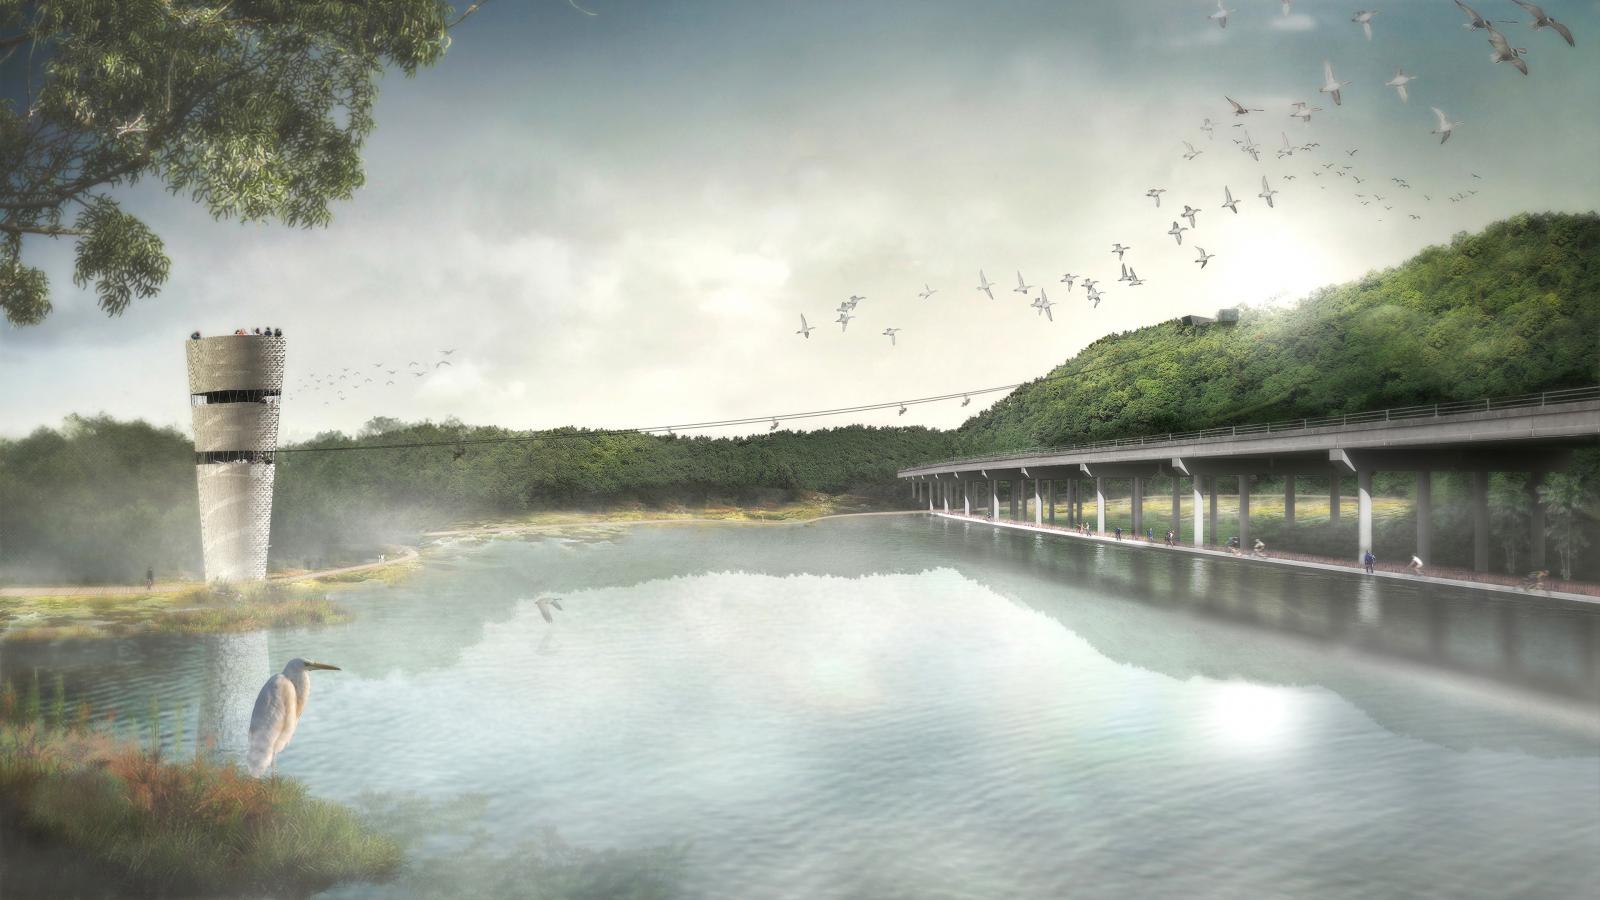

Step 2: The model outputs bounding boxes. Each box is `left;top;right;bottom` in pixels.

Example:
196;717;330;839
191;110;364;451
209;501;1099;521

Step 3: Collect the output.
273;340;1181;455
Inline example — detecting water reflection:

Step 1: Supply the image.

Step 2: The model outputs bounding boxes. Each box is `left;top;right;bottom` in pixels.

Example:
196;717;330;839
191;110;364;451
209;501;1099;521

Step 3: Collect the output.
3;515;1597;899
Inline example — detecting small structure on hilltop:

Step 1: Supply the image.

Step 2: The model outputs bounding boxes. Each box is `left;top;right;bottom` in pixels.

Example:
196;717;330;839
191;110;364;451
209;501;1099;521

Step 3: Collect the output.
185;332;285;582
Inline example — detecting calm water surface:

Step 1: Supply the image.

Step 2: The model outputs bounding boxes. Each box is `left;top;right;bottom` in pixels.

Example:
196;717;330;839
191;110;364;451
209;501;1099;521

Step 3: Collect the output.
6;515;1599;899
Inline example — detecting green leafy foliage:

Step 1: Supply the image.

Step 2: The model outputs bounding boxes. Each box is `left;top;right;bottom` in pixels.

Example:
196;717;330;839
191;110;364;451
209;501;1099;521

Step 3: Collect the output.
954;212;1600;455
0;0;469;325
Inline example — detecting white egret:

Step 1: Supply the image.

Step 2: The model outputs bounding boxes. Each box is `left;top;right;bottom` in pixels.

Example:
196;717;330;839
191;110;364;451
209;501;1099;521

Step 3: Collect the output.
247;658;341;777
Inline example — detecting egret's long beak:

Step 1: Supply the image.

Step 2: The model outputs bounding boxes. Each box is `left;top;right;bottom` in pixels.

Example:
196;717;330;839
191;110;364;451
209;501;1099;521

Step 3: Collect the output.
306;662;342;671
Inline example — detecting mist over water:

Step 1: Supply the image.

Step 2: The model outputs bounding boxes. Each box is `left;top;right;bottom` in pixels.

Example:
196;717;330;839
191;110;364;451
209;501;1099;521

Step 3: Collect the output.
6;515;1598;899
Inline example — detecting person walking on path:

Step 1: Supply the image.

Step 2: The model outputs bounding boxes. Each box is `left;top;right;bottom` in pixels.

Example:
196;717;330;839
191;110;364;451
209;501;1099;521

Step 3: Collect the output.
1166;530;1176;546
1408;555;1424;576
145;567;154;591
1114;527;1122;541
1253;538;1267;558
1363;550;1376;575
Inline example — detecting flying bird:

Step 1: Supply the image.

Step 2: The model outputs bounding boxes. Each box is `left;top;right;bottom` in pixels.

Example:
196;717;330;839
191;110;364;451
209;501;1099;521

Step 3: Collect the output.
1352;10;1378;41
1209;0;1232;29
882;327;901;346
1385;66;1415;103
770;418;780;431
1181;205;1200;228
1183;140;1203;160
1511;1;1575;46
836;311;854;331
918;284;937;300
898;404;908;416
1126;268;1144;287
1225;96;1263;116
1281;0;1293;15
1111;243;1131;260
1258;176;1279;208
1013;271;1033;295
1277;132;1295;158
1034;289;1055;321
1320;60;1349;106
1221;185;1241;213
439;349;456;355
1487;28;1530;74
1167;221;1187;245
1430;106;1460;144
533;596;565;624
1200;118;1216;139
977;270;996;300
247;658;341;777
1059;273;1078;290
1195;247;1215;269
961;395;972;407
1146;187;1166;207
797;315;815;339
436;360;451;368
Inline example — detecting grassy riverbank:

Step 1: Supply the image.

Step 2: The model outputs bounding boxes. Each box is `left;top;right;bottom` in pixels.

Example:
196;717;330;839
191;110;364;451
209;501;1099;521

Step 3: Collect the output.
0;681;401;896
428;494;895;537
0;582;349;642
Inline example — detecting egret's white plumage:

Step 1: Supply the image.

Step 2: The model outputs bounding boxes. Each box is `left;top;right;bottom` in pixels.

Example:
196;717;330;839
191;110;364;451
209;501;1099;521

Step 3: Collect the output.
247;658;340;777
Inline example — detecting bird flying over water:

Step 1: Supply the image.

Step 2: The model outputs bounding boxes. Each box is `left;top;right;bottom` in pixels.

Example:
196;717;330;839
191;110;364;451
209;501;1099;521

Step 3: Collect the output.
1487;28;1530;74
1386;66;1415;103
1511;1;1575;46
1225;96;1263;116
977;270;995;300
1430;107;1459;144
1210;0;1232;29
1258;176;1279;208
1454;0;1509;31
1352;10;1378;41
797;315;815;339
1222;185;1241;213
247;658;340;777
533;596;564;624
1320;60;1349;106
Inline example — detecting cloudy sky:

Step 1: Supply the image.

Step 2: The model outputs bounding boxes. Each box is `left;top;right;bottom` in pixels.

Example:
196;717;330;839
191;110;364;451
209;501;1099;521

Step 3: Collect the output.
2;0;1597;441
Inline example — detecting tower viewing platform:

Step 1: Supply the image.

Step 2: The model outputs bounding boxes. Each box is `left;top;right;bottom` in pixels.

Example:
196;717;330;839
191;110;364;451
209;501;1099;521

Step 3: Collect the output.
185;333;285;582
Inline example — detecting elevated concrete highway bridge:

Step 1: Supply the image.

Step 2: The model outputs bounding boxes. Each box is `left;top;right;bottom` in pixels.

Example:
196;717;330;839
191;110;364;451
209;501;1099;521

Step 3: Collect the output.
900;387;1600;571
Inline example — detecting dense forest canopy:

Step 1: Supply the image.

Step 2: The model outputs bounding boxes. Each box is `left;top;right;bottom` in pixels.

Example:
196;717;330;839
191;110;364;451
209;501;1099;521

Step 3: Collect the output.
955;212;1600;455
1;212;1595;582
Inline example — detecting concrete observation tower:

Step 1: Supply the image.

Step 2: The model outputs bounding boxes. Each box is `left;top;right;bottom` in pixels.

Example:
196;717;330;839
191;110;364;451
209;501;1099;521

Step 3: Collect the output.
185;333;285;582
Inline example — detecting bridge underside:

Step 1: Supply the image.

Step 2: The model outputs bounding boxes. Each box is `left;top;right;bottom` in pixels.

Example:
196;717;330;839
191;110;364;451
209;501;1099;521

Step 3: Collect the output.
902;398;1599;574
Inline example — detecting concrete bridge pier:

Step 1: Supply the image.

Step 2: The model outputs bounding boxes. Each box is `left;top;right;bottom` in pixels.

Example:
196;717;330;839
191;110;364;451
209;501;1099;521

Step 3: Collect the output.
1034;478;1044;526
1284;477;1296;526
1472;471;1490;572
1238;475;1251;550
1192;476;1206;547
1330;475;1341;523
1207;477;1219;545
1131;477;1144;536
1048;480;1057;525
1009;479;1020;521
990;478;1000;522
1357;470;1373;563
1171;478;1181;540
1415;471;1432;562
1528;473;1547;570
964;480;972;516
1096;477;1107;534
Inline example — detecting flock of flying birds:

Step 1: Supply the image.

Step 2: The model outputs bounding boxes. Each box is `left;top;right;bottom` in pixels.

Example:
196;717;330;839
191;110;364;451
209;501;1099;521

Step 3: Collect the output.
289;349;459;405
789;0;1575;366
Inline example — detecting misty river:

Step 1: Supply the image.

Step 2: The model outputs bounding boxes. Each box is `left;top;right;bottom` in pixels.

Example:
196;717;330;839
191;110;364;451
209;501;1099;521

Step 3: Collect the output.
5;514;1598;899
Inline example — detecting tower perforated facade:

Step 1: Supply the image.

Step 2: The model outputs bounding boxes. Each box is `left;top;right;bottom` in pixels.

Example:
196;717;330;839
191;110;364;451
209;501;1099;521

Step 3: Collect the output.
185;334;285;582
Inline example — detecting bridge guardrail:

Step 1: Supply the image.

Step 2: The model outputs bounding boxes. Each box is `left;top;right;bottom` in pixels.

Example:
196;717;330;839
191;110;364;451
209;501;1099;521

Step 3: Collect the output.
902;385;1600;473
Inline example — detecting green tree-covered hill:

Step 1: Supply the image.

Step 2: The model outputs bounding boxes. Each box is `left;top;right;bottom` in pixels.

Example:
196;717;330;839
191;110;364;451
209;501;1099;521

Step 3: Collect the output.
954;211;1599;455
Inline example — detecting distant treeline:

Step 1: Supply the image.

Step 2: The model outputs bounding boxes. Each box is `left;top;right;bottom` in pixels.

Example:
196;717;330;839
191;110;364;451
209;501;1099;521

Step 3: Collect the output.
1;212;1596;583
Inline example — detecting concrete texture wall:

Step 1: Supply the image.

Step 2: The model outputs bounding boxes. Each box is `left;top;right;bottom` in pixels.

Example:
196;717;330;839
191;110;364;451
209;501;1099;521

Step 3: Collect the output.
195;462;275;581
186;335;286;393
191;403;280;453
187;335;284;582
